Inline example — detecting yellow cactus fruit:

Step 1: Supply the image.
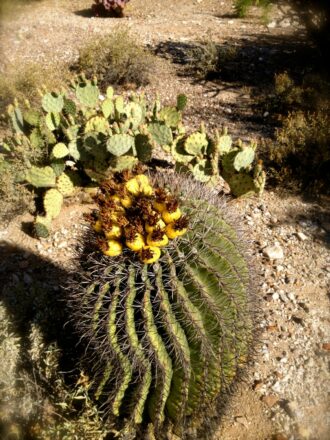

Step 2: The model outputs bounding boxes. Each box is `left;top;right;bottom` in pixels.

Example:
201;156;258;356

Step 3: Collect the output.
125;174;152;197
141;184;153;196
146;231;169;247
103;240;123;257
165;223;187;239
165;216;189;239
153;200;166;213
121;195;133;208
93;220;103;233
110;195;121;205
136;174;150;186
162;208;182;224
140;246;161;264
126;233;145;252
125;178;140;196
145;219;166;233
104;224;122;240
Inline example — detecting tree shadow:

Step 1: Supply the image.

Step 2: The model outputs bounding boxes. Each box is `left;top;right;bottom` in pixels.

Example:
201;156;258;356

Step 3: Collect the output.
74;8;94;18
73;8;125;18
0;242;82;438
277;193;330;249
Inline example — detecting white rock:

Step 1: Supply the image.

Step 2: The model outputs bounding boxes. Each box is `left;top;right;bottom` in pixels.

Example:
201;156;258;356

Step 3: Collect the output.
263;245;284;260
297;232;308;241
267;21;276;29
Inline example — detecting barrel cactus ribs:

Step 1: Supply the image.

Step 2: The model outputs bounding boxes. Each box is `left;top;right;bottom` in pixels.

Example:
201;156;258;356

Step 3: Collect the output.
67;170;255;439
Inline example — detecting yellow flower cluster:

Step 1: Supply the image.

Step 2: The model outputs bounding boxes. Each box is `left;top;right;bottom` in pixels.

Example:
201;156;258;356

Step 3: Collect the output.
92;173;188;264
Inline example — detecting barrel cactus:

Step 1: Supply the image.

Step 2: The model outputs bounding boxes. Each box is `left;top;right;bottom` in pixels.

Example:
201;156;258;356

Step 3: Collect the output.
67;170;254;439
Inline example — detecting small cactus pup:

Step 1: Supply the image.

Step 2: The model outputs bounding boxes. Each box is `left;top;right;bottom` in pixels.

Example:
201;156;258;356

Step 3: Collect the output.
67;169;255;439
92;0;131;17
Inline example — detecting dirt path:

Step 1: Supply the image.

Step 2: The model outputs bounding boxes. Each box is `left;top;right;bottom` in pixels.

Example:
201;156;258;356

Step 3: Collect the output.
0;1;329;439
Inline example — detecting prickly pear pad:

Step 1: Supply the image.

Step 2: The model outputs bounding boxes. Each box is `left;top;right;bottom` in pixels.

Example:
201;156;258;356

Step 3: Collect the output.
89;167;189;263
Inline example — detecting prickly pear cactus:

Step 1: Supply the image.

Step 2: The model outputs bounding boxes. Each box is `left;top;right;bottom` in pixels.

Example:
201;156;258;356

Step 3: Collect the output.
67;171;254;439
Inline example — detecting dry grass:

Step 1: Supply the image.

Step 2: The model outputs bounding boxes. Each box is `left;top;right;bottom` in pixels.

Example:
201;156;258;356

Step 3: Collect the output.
74;27;154;88
265;72;330;191
188;39;238;79
0;63;68;117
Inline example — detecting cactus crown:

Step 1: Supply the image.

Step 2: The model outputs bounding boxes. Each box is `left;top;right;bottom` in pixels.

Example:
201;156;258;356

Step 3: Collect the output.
90;168;189;263
68;172;254;439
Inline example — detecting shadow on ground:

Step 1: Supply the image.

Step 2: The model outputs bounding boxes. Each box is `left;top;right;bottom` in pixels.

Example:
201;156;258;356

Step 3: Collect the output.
0;243;82;439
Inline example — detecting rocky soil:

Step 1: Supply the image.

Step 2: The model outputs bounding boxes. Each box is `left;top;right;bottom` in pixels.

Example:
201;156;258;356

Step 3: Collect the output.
0;1;329;439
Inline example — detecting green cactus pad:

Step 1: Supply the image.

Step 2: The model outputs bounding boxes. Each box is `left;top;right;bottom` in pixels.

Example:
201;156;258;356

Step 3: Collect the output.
43;188;63;219
159;106;181;128
126;102;144;130
51;159;66;177
57;172;75;197
42;92;64;113
109;155;138;172
106;86;114;99
225;173;256;197
29;128;44;149
8;106;24;134
25;166;56;188
67;174;254;437
107;134;134;157
52;143;69;159
85;116;109;134
40;125;57;145
217;130;232;155
68;140;80;161
23;109;41;127
135;133;153;162
184;131;208;156
192;159;213;182
148;123;173;147
176;94;188;112
233;147;255;172
76;83;99;107
101;98;114;119
63;98;77;116
171;136;194;164
45;112;61;131
34;215;51;238
115;96;125;114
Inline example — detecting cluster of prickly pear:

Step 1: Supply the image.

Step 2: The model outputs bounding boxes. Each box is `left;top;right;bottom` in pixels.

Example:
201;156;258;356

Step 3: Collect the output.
24;163;78;237
173;122;219;184
173;124;266;197
2;74;190;237
92;0;130;16
220;136;266;197
91;169;188;264
67;172;254;439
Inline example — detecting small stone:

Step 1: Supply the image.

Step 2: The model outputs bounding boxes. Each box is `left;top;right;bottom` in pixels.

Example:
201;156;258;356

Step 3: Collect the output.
263;245;284;260
262;394;279;408
267;21;276;29
272;292;279;301
297;232;308;241
283;400;298;418
272;434;288;440
234;415;248;428
322;343;330;351
297;426;312;439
